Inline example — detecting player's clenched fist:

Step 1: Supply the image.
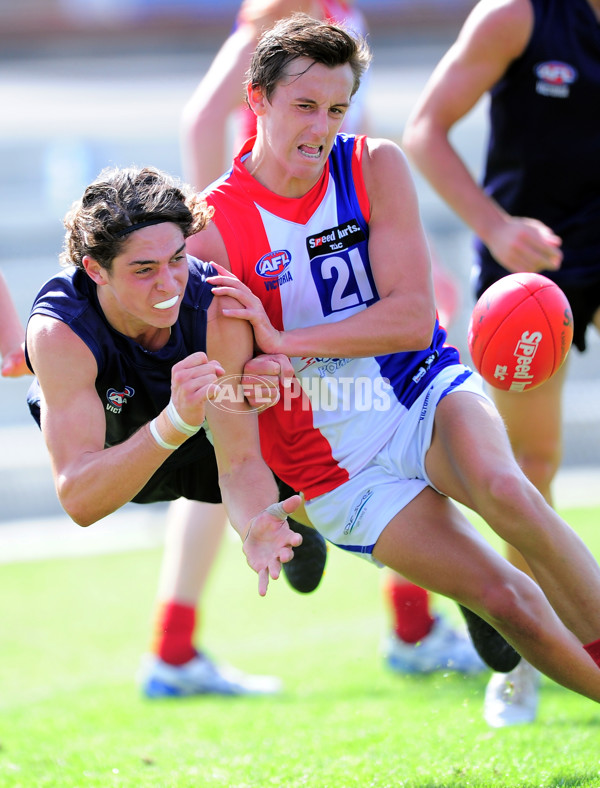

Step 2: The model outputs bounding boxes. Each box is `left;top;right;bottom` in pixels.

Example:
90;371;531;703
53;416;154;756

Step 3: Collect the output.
170;352;225;427
242;353;295;410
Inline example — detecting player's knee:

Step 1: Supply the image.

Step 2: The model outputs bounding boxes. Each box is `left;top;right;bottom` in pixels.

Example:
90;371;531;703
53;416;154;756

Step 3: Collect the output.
484;466;534;513
478;576;544;641
476;579;521;624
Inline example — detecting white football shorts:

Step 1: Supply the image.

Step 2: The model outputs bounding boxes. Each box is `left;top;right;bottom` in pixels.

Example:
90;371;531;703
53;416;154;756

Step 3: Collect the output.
304;365;491;564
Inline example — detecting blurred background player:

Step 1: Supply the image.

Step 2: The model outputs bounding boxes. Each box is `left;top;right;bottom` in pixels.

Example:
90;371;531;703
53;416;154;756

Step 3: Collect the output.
0;271;29;378
402;0;600;725
147;0;485;694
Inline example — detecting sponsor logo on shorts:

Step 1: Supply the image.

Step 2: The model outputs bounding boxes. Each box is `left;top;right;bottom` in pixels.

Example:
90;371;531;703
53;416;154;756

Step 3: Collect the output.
297;357;352;376
344;488;374;535
106;385;135;414
534;61;577;98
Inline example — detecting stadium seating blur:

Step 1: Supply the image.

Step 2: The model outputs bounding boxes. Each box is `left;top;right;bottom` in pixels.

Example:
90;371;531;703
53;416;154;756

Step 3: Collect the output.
0;1;476;54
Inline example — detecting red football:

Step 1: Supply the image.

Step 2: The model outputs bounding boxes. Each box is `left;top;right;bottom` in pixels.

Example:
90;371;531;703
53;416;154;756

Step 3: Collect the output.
467;273;573;392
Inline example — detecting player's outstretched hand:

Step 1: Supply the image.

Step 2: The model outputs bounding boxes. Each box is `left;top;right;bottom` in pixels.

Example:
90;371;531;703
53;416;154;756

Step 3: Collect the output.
1;343;31;378
207;274;283;355
242;353;294;411
243;495;303;596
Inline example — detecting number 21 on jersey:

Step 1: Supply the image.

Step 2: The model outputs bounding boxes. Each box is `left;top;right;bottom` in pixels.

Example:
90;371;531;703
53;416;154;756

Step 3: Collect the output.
311;247;377;316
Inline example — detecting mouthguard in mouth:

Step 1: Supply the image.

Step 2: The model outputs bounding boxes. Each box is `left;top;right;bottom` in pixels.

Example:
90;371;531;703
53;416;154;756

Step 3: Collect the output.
153;295;179;310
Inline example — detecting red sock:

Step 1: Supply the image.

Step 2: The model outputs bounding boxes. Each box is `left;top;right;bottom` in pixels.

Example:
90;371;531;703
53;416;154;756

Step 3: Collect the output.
386;579;434;643
584;637;600;667
153;601;197;666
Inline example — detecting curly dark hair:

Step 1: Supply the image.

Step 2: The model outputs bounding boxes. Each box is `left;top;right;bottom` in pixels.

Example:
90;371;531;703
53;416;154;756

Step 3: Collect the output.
60;165;213;271
246;12;372;104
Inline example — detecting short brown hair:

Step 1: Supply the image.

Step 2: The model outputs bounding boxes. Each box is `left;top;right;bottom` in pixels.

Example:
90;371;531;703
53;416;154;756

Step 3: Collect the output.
246;12;372;103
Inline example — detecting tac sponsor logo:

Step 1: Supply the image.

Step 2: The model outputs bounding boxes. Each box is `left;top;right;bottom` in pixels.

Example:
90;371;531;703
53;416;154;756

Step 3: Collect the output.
106;385;135;414
255;249;291;278
306;220;366;260
534;61;577;98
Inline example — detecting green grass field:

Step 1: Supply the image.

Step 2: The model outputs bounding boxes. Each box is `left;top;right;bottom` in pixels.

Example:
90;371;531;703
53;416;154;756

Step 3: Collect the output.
1;505;600;788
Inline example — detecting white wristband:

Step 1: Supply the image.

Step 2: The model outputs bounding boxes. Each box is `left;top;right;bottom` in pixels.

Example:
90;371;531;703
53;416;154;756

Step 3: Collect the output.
166;399;201;437
149;418;178;451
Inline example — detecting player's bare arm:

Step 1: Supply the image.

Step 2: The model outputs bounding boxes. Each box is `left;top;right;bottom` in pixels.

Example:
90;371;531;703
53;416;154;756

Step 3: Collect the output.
181;26;257;190
403;0;562;274
0;273;29;378
238;0;322;29
27;316;169;524
204;294;302;594
188;226;288;353
185;236;296;403
27;316;221;526
403;0;534;215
